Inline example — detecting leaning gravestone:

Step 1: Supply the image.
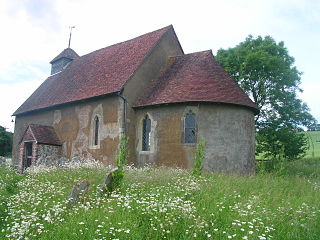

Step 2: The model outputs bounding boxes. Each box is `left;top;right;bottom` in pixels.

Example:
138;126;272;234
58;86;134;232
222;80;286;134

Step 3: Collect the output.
67;180;90;207
0;157;6;165
99;168;119;195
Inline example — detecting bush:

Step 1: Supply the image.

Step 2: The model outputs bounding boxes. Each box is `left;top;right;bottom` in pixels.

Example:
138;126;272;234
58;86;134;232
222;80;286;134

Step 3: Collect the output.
113;136;129;190
257;123;308;161
0;126;12;157
192;138;206;176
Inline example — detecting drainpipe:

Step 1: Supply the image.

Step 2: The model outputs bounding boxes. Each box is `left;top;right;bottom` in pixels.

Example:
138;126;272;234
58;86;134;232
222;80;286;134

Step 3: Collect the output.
117;91;127;137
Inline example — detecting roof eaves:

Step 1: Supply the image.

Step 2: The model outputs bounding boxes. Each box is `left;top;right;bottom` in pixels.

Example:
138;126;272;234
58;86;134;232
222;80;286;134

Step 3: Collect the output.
13;91;120;117
37;141;62;146
28;125;37;143
133;100;260;115
18;125;34;145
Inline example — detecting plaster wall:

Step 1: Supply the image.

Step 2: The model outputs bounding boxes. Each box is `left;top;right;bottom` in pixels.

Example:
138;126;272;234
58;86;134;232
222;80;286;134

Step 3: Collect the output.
122;27;184;165
13;96;121;166
134;104;255;174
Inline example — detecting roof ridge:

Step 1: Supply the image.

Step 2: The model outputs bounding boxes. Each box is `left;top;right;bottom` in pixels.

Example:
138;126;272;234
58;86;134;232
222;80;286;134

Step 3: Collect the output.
80;25;172;59
169;50;212;59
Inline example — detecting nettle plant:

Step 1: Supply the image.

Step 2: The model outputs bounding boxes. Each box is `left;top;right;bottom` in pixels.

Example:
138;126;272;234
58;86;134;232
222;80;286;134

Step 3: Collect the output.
192;138;206;176
112;136;129;190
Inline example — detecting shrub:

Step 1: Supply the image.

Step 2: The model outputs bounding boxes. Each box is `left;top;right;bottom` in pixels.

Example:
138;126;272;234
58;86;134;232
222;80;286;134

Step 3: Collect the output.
112;136;129;190
192;138;206;176
0;126;12;157
116;136;129;170
257;123;308;161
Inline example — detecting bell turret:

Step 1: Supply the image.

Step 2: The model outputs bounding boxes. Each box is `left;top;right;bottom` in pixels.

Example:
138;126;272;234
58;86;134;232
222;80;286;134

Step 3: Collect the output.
50;48;79;75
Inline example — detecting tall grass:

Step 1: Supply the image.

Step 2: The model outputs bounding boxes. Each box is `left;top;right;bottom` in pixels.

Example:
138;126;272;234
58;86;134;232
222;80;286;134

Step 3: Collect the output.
0;166;24;231
0;161;319;240
305;131;320;160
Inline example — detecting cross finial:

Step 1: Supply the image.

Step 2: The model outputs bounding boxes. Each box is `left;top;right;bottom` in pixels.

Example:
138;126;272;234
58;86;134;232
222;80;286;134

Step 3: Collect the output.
68;26;75;48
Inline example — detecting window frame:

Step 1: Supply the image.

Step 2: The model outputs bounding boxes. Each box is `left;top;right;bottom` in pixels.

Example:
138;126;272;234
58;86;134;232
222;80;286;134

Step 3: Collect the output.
184;111;196;145
89;114;101;149
94;116;99;146
142;114;151;151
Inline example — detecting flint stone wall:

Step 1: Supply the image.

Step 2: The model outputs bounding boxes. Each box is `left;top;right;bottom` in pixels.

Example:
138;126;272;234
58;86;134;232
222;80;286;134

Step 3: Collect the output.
36;144;62;165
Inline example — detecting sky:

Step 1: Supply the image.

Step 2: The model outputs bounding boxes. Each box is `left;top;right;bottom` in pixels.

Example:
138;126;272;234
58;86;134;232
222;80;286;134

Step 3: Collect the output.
0;0;319;132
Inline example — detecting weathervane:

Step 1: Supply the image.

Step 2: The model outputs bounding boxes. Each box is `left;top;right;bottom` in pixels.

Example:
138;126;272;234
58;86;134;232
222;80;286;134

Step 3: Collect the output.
68;26;75;48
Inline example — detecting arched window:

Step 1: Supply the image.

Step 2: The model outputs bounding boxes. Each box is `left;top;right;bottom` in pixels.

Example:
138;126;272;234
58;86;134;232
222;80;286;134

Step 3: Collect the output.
142;115;151;151
94;116;99;146
184;111;196;144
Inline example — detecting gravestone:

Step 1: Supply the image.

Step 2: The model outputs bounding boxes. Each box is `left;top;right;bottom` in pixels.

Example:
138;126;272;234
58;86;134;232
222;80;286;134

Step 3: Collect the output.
0;156;6;165
67;180;90;207
99;168;119;195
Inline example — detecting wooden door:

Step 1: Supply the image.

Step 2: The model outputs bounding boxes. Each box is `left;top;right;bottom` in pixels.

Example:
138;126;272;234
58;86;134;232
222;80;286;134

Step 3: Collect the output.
24;142;33;169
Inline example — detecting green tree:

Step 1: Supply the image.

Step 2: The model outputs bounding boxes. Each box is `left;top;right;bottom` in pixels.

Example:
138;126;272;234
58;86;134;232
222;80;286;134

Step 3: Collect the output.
0;126;13;157
216;35;316;160
256;122;308;160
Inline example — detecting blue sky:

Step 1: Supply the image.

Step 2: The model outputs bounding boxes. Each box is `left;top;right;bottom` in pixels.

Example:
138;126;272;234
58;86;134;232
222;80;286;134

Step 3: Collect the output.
0;0;319;132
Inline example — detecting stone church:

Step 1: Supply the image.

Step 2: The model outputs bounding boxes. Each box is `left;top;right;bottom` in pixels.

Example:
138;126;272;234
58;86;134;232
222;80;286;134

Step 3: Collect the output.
12;25;258;174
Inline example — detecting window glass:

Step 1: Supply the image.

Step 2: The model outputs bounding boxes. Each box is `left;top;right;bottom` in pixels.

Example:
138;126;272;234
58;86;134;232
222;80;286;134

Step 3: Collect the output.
94;116;99;146
142;115;151;151
185;112;196;144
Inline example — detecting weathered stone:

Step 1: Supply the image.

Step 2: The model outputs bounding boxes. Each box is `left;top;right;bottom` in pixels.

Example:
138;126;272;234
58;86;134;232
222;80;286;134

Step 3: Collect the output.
99;168;119;194
38;144;61;161
37;156;68;167
67;180;90;207
57;157;68;166
0;156;6;165
71;156;82;163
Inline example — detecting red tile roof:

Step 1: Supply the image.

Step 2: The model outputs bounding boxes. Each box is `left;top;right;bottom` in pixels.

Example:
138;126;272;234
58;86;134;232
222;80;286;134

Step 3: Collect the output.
22;124;62;146
14;26;171;115
135;50;258;113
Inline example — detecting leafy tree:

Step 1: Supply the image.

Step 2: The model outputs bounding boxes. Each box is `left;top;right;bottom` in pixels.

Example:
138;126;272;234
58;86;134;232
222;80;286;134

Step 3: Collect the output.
0;126;13;157
256;122;308;160
216;35;316;160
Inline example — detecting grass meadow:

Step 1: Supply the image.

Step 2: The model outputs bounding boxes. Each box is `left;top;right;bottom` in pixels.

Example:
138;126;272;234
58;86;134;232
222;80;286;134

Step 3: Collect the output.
305;131;320;160
0;159;319;240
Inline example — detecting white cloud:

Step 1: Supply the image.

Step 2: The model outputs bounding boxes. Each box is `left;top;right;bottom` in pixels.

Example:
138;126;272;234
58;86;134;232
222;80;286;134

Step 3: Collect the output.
0;80;42;132
299;83;320;122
